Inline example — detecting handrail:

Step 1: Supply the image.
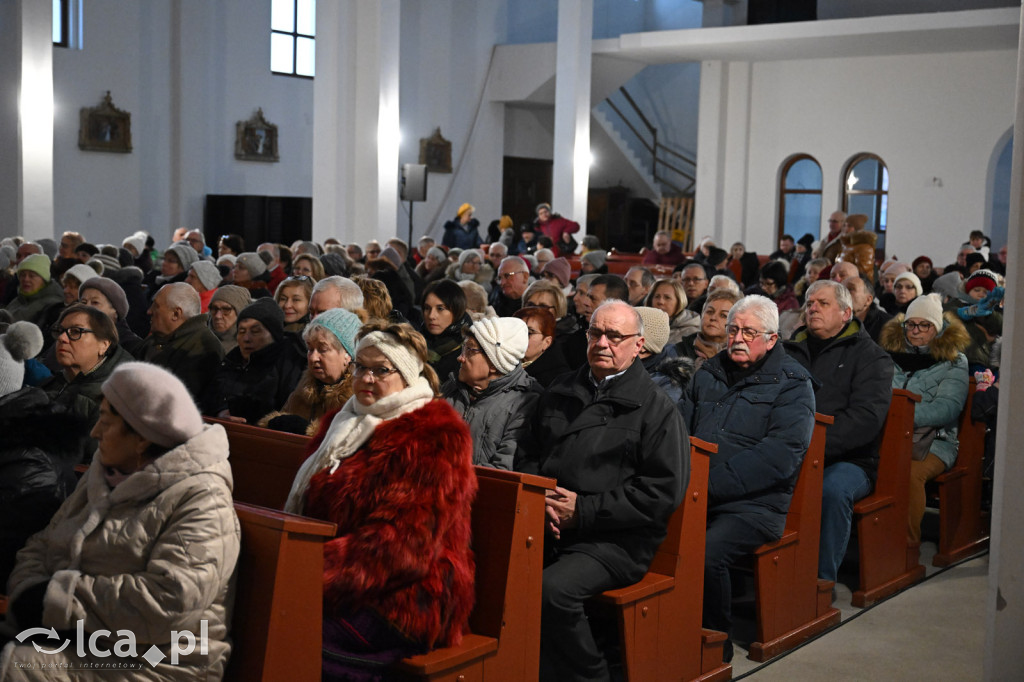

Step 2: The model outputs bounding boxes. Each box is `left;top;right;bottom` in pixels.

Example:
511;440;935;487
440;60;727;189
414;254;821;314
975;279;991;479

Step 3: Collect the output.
605;86;697;194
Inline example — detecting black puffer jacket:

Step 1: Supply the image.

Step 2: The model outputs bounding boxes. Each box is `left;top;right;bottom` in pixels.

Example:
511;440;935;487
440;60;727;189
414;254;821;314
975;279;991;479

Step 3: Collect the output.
784;319;894;478
42;344;134;431
519;360;689;584
200;336;305;423
0;387;88;585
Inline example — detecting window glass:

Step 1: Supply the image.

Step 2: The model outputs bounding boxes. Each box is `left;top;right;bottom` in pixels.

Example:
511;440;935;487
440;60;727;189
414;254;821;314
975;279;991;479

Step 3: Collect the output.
843;153;889;250
297;0;316;35
296;37;316;77
272;0;315;77
271;33;295;74
778;154;822;242
784;158;822;190
271;0;295;32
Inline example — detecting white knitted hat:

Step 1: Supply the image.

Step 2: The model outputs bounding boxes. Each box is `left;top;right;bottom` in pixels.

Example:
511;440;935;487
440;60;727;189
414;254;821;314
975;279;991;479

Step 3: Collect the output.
102;362;204;448
635;306;669;354
893;272;923;297
469;317;528;375
356;330;424;387
0;322;44;397
905;293;944;332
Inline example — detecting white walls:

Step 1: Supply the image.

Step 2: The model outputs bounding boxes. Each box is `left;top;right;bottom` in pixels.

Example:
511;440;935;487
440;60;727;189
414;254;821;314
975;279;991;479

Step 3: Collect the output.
698;48;1017;263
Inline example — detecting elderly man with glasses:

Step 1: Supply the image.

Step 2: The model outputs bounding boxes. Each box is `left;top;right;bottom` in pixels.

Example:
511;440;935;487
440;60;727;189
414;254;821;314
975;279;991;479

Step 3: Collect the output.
517;299;689;680
489;256;532;317
679;294;816;662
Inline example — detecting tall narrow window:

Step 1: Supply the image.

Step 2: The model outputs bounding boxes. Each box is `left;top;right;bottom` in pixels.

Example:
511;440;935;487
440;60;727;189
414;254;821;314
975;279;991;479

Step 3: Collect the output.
778;154;823;242
53;0;69;47
271;0;316;78
843;153;889;249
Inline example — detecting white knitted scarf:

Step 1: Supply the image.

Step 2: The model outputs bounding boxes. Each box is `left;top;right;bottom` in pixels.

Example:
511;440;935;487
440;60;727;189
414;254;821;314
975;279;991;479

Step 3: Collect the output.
284;375;435;514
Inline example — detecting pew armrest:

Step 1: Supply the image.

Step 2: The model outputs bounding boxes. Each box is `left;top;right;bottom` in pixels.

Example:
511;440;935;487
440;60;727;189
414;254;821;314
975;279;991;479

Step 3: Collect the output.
854;494;894;516
596;573;675;605
391;634;498;675
753;529;798;556
934;465;966;484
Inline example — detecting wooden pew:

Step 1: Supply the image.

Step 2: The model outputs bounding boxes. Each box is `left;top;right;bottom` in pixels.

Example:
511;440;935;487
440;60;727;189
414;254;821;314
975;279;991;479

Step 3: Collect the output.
593;437;730;682
226;502;336;682
393;468;555;681
746;413;841;662
930;378;989;566
213;418;556;682
852;389;924;607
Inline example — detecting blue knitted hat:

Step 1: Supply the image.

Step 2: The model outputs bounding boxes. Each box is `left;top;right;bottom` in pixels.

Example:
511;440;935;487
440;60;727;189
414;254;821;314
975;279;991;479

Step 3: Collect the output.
309;307;361;358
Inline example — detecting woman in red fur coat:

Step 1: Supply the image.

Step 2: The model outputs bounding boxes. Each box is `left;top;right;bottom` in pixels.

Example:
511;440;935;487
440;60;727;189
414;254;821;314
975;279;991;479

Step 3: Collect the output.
285;321;477;682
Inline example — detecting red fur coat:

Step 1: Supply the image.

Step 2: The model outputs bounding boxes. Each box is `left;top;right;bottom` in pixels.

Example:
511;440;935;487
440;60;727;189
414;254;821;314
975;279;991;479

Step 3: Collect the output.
303;399;477;649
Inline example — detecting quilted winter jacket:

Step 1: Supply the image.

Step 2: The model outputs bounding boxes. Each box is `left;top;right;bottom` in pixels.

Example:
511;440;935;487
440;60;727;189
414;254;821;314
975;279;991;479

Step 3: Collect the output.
1;424;239;681
880;313;971;470
441;364;542;470
679;343;816;538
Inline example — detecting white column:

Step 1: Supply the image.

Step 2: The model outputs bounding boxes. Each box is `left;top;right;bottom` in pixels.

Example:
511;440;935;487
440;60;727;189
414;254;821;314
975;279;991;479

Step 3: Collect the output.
694;60;725;247
313;0;400;245
552;0;592;225
984;8;1024;680
16;0;54;240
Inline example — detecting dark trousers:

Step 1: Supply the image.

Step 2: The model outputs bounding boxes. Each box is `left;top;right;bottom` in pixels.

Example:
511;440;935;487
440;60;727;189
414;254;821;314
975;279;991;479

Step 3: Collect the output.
703;512;775;637
540;551;620;682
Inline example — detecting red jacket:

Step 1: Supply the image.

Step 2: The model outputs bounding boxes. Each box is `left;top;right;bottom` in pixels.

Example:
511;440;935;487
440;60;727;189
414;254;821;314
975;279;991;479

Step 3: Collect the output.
536;215;580;256
267;266;287;295
304;399;477;648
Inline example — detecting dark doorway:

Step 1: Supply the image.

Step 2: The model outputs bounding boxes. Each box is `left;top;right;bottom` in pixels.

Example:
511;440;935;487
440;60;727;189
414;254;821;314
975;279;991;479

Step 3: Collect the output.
204;195;312;251
502;156;553;231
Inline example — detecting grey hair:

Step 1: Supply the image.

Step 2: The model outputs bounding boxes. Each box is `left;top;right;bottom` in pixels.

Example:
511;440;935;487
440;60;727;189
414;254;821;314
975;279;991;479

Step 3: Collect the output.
498;255;529;274
592;299;644;336
727;294;778;334
654;230;671;240
161;281;201;318
187;230;206;246
627;266;656;289
312;276;365;311
258;242;280;259
806;279;853;314
575;273;599;289
708;274;741;295
488;242;508;257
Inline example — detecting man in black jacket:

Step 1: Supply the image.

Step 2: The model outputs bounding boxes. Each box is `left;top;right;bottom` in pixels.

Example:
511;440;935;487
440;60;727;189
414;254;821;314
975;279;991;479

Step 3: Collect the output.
784;280;894;586
518;300;689;681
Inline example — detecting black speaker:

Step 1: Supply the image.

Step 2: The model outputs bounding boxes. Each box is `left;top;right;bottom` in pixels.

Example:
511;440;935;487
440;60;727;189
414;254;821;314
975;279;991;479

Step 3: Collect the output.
401;163;427;202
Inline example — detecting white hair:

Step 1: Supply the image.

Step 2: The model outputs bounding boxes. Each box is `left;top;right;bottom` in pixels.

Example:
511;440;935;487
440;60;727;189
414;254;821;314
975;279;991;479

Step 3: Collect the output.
709;274;741;295
591;299;644;336
312;276;364;311
489;243;507;257
806;279;853;314
727;294;778;334
161;281;201;318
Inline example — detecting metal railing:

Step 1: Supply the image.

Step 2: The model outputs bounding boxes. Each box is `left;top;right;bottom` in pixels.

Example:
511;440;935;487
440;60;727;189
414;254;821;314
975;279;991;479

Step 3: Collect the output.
604;87;696;195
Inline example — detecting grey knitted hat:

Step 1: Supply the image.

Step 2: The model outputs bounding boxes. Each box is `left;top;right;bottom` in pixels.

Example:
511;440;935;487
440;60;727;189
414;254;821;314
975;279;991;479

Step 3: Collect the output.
190;261;222;291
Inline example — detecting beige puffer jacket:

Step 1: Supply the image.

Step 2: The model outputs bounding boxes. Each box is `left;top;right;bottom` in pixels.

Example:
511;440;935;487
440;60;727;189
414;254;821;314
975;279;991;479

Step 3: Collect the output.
1;424;239;681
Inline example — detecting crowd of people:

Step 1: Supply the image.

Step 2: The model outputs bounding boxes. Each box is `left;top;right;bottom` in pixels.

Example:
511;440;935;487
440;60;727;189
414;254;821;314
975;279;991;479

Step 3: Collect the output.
0;204;1006;680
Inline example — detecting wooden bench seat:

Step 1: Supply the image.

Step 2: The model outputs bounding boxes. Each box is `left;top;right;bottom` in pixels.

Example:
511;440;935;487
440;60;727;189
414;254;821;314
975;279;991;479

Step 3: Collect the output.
852;389;924;607
930;378;989;566
214;418;555;681
593;437;731;682
747;413;841;662
227;502;336;682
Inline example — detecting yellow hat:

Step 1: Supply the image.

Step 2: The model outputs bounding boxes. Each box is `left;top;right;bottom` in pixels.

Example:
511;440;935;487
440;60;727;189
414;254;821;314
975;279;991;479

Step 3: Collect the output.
457;203;474;218
498;215;513;230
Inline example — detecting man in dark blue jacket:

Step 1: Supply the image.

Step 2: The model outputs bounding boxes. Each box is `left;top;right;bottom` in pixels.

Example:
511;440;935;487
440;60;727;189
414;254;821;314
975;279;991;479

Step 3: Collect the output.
680;294;815;661
518;300;689;681
784;280;893;586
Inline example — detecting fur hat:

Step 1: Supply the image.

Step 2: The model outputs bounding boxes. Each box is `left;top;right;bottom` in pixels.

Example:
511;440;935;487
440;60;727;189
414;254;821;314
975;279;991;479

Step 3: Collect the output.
845;214;868;231
190;261;222;291
542;257;571;288
238;298;285;342
166;243;198;272
893;272;923;298
469;316;528;375
0;321;44;397
235;252;267;277
309;307;361;359
906;293;944;332
62;263;98;286
965;269;1000;294
635;307;670;355
457;203;475;218
17;254;51;282
209;285;252;315
79;277;130;321
581;250;607;270
102;362;204;448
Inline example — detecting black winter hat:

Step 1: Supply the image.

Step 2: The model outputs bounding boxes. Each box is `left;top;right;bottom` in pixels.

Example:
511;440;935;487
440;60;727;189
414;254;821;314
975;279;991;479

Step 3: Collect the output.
237;297;285;342
761;260;789;286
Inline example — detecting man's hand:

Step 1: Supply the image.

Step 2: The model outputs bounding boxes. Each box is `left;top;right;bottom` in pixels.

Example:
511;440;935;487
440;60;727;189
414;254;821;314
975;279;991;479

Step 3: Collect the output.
561;232;572;244
544;487;579;539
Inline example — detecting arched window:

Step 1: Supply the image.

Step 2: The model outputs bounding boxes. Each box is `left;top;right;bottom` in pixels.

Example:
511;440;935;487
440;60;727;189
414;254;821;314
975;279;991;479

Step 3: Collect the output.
843;153;889;250
778;155;822;243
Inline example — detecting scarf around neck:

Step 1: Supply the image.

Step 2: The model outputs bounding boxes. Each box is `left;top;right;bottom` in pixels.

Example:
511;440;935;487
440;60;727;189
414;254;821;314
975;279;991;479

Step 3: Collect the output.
284;375;435;514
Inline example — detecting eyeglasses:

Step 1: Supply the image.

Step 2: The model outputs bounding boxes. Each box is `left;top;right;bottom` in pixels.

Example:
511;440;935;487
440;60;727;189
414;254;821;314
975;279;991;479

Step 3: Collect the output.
209;305;235;316
353;362;399;380
461;345;486;357
725;325;772;342
904;321;934;332
681;277;706;284
586;328;640;345
51;325;96;341
499;271;527;280
283;275;312;283
527;302;555;311
526;329;544;336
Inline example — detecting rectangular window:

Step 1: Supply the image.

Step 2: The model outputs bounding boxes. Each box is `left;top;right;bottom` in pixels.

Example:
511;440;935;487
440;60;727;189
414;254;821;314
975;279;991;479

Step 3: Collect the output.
271;0;315;78
53;0;69;47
